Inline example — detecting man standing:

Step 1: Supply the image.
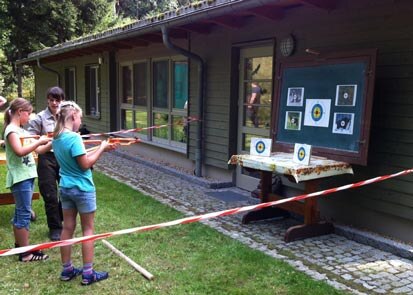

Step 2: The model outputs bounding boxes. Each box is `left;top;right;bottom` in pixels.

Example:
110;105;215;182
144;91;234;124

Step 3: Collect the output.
247;82;262;128
27;86;65;241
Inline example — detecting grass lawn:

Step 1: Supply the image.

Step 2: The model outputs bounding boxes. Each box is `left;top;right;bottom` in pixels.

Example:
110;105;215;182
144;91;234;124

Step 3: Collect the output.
0;168;348;295
0;111;348;294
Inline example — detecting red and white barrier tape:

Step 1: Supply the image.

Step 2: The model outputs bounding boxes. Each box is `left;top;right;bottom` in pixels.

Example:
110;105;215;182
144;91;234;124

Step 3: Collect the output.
82;116;199;138
1;167;412;257
20;117;199;140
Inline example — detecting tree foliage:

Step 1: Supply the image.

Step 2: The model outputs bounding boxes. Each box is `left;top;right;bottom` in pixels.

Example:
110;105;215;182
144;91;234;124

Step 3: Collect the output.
0;0;191;99
116;0;193;19
0;0;119;98
0;0;118;62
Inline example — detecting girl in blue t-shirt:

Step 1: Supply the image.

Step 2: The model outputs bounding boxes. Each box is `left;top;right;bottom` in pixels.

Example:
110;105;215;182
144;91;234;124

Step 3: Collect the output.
52;101;117;285
3;98;51;262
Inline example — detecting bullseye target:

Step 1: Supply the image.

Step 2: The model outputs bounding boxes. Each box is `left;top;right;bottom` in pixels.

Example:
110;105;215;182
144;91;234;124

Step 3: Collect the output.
311;103;323;122
293;143;312;165
255;140;266;154
304;99;331;128
250;138;272;156
297;147;306;161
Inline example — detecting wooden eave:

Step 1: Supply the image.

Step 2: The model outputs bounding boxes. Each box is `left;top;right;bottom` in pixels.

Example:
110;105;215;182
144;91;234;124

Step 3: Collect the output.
299;0;337;10
179;23;215;34
205;14;248;29
21;0;338;66
248;6;285;21
136;34;163;43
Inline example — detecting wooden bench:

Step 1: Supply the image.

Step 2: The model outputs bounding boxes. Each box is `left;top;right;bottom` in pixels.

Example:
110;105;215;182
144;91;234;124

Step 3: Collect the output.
0;192;40;205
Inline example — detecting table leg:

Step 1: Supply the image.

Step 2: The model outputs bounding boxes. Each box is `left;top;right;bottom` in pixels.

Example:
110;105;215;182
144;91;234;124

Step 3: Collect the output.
284;222;334;242
242;171;290;224
304;180;318;225
284;179;334;242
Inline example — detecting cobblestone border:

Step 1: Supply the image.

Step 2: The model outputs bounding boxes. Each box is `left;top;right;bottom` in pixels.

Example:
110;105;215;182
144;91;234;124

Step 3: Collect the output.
335;224;413;260
112;150;233;189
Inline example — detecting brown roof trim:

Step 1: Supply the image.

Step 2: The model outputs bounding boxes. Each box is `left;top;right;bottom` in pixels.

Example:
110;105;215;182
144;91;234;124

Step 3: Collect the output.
17;0;292;64
17;0;339;65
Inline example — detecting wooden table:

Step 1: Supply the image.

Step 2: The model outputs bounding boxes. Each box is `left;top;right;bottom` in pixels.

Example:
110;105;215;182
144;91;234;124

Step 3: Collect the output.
229;152;353;242
0;155;40;205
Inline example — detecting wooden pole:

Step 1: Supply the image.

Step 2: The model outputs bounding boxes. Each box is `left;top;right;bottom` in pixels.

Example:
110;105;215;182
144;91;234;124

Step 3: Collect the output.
101;239;154;280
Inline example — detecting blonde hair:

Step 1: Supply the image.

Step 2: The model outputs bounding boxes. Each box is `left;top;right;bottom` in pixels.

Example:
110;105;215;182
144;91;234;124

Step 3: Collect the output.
54;101;83;138
2;98;33;139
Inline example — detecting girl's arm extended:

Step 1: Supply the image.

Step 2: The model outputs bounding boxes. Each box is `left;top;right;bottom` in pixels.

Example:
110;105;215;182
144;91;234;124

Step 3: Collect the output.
7;132;50;157
35;141;52;154
76;140;117;170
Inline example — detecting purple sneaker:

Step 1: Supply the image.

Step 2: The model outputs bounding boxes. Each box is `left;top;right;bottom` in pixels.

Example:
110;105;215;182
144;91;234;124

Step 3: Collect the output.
81;270;109;286
60;267;83;282
60;267;82;281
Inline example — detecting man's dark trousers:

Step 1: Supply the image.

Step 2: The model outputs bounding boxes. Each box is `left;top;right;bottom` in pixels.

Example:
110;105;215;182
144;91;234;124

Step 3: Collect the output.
37;153;62;234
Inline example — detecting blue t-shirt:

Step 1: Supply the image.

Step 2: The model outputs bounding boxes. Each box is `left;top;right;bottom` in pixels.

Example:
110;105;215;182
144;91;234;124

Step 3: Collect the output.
52;132;95;192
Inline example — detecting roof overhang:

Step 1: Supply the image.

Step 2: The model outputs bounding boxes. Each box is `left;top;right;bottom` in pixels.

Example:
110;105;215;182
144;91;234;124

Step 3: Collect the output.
17;0;337;66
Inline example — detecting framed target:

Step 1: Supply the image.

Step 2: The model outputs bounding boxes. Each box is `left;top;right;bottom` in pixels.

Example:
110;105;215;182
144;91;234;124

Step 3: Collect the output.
293;143;312;165
250;138;272;157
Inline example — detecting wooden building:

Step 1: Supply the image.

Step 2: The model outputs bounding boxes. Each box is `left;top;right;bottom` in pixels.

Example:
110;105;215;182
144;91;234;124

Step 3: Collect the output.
18;0;413;242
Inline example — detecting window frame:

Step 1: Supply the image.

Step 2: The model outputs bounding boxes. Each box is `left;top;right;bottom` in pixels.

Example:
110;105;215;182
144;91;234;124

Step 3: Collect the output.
85;64;101;119
64;67;77;101
151;56;188;149
118;56;188;152
119;60;150;141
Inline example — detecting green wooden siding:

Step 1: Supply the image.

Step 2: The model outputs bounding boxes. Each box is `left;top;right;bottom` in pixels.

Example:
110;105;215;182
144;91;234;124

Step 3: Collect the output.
189;0;413;238
189;32;232;169
274;0;413;234
34;53;111;134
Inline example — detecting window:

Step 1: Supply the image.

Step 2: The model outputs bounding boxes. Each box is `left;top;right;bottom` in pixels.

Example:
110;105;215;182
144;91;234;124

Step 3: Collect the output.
153;60;169;108
119;57;188;151
133;63;147;106
85;64;100;117
152;59;188;146
120;62;149;138
64;67;76;101
121;65;132;104
173;61;188;109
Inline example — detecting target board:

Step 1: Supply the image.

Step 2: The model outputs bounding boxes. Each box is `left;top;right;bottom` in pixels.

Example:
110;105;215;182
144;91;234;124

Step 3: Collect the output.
272;49;377;165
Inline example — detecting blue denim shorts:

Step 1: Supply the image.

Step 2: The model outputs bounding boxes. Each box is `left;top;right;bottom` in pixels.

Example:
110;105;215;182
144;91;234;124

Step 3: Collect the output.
59;187;96;214
11;178;35;230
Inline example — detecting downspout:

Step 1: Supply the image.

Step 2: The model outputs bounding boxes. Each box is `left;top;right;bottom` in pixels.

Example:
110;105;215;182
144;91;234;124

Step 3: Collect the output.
161;26;204;177
37;58;61;86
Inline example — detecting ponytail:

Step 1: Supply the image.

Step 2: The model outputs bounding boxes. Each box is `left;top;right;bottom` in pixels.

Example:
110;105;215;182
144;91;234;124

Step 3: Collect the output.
54;101;82;138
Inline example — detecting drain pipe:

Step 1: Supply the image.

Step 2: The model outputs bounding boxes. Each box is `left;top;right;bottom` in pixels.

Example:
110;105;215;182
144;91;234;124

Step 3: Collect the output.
37;58;61;86
161;26;205;177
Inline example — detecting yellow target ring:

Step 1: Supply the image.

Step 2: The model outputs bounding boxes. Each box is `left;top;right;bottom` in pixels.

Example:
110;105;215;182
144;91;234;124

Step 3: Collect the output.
297;147;306;161
255;141;266;154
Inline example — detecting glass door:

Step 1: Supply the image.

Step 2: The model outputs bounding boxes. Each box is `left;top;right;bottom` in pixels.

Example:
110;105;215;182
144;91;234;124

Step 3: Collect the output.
236;46;273;190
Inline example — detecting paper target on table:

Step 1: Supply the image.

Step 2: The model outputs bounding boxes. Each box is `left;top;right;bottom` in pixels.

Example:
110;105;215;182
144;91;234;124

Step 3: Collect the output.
250;138;272;157
293;143;312;165
304;99;331;127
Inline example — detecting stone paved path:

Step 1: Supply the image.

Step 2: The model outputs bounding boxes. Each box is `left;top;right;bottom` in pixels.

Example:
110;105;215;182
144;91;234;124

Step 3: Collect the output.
95;152;413;295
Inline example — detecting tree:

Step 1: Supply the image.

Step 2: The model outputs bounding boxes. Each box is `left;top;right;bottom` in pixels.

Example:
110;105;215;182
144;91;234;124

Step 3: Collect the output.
0;0;194;98
116;0;192;19
0;0;119;97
